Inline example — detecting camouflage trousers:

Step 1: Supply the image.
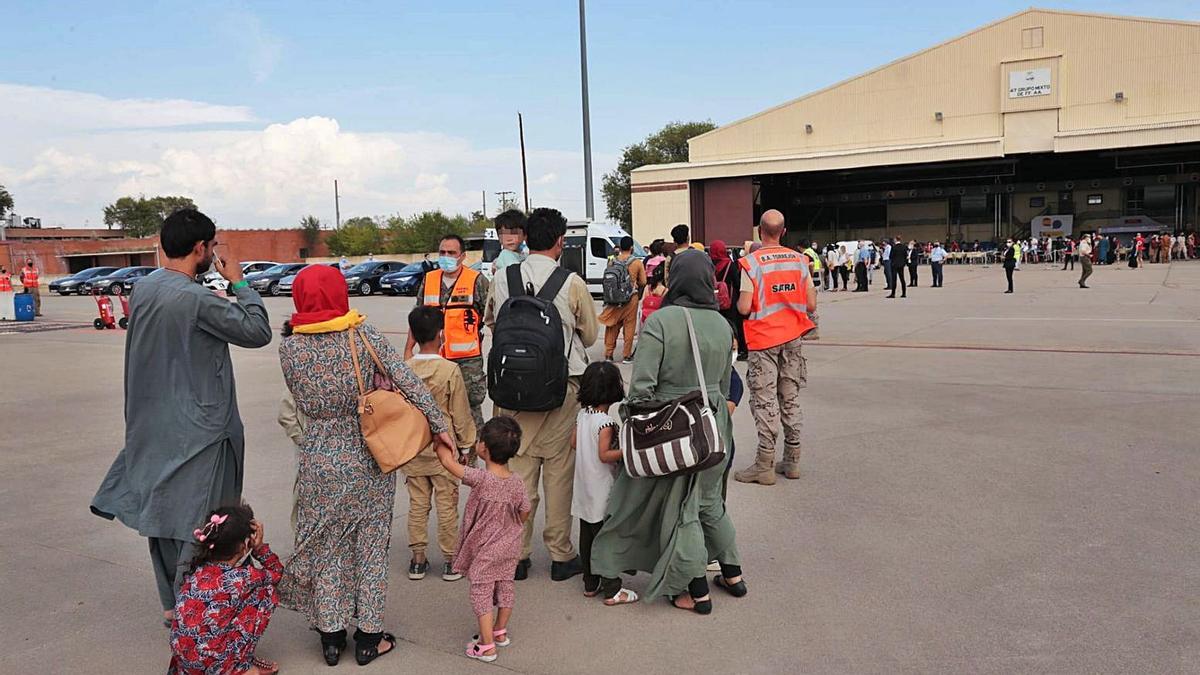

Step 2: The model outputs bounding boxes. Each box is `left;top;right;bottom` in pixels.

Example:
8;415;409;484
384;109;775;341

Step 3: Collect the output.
455;356;486;447
747;336;807;460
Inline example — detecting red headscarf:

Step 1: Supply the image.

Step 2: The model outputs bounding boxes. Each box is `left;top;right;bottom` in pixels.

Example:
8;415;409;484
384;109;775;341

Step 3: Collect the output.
291;264;351;326
709;239;732;278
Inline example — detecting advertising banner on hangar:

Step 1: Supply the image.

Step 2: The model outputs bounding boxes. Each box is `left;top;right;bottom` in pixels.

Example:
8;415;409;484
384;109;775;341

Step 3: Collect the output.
1032;214;1073;238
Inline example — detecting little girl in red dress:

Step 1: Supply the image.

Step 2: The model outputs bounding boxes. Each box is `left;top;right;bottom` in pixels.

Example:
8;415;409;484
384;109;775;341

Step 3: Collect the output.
435;416;530;663
169;503;282;675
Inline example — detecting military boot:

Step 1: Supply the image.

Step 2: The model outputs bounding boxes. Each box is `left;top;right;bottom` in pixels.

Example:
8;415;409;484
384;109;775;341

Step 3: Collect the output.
775;446;801;480
733;450;777;485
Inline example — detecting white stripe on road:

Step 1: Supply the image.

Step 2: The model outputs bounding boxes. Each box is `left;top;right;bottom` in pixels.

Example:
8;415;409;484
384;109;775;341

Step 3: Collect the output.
956;317;1197;323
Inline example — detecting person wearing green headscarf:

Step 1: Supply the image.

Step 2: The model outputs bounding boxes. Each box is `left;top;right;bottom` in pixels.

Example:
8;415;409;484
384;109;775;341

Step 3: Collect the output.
590;249;746;615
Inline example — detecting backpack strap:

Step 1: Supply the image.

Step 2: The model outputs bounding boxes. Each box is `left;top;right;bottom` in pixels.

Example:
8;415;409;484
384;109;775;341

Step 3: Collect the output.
535;266;572;304
506;263;526;298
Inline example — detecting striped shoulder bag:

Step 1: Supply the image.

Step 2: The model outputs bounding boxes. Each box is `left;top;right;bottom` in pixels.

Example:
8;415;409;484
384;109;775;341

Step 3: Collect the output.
620;308;727;478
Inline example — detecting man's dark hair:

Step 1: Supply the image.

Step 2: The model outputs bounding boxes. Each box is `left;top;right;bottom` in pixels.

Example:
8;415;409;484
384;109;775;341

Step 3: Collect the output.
408;305;443;344
671;224;690;246
619;235;634;252
494;209;527;232
439;234;466;254
578;361;625;408
479;415;522;465
525;207;567;251
161;209;216;258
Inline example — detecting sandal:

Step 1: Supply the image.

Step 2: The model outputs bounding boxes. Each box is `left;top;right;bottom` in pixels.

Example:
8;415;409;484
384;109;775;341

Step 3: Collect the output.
252;656;280;674
583;580;601;597
713;575;748;598
470;628;510;647
319;629;347;667
466;642;497;662
355;631;397;666
603;588;639;606
670;594;713;615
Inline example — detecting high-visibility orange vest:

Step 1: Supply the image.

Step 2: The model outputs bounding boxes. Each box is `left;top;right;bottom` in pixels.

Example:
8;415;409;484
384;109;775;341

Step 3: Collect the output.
422;267;482;360
20;265;39;287
739;245;815;350
0;273;12;293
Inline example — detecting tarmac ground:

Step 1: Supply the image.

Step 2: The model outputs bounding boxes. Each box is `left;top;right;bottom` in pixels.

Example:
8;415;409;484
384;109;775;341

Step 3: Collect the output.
2;259;1198;674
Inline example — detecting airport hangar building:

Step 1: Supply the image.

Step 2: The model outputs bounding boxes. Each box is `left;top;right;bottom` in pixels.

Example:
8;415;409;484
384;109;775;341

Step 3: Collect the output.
630;9;1200;249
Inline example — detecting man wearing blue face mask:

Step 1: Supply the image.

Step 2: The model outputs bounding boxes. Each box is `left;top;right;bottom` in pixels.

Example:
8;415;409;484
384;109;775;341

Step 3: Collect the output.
405;234;490;452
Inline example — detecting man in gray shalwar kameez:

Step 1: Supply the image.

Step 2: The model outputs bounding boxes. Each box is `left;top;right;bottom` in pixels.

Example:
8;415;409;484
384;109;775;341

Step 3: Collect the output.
91;209;272;621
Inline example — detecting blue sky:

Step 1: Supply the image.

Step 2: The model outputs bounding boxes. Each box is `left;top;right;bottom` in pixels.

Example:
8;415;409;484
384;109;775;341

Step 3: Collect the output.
2;1;1197;227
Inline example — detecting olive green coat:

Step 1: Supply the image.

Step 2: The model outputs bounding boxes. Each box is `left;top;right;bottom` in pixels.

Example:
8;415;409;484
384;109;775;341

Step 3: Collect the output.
590;306;741;599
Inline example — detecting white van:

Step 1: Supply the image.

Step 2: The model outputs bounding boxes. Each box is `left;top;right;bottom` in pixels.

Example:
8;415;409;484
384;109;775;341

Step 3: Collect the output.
563;221;647;296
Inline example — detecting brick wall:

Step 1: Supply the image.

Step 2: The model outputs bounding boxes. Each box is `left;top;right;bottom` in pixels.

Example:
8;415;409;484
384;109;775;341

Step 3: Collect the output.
1;229;331;278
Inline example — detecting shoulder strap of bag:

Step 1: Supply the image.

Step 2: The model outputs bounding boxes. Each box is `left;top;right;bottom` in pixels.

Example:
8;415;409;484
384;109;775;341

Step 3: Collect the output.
506;263;525;298
681;309;709;410
356;328;390;378
348;329;367;397
536;266;571;304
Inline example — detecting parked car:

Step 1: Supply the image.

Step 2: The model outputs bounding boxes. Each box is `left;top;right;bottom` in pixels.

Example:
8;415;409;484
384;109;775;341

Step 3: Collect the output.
277;262;340;295
244;263;308;296
81;266;156;295
380;261;435;296
202;261;279;292
343;261;405;296
49;267;118;295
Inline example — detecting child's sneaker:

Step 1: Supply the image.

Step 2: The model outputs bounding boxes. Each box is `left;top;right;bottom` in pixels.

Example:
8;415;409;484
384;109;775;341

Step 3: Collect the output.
408;559;428;580
442;561;462;582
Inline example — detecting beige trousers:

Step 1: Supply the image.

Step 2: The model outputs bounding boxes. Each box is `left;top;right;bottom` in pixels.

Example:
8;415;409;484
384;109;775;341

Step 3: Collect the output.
405;472;460;559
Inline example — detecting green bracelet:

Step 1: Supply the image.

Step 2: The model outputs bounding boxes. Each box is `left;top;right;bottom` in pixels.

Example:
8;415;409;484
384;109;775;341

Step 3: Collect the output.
231;280;249;291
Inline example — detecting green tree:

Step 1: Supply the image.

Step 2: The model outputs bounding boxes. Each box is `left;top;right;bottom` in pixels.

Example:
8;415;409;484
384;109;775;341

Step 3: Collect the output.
385;210;483;254
0;184;12;221
326;216;382;256
102;195;197;237
299;214;322;247
601;120;716;230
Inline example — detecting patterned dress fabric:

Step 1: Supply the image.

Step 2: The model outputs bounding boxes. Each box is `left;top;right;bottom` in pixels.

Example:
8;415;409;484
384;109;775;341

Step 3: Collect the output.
277;324;446;633
168;545;283;675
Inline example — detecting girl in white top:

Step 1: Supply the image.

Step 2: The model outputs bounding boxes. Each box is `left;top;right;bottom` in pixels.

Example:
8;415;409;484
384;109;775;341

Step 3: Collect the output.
571;361;638;606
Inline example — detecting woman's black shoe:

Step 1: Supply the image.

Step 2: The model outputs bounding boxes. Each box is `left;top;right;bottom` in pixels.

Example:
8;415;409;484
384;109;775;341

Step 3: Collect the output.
354;630;397;666
319;629;347;667
514;557;531;581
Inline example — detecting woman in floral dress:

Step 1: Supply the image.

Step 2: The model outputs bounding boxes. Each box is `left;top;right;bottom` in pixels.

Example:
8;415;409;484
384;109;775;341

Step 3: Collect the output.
277;265;452;666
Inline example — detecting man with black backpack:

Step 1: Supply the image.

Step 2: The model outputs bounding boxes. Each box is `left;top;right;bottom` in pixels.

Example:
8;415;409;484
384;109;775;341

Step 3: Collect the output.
485;207;599;582
599;236;646;363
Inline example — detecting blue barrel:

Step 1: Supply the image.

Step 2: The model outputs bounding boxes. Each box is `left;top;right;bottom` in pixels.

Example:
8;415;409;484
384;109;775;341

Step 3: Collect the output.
14;294;35;321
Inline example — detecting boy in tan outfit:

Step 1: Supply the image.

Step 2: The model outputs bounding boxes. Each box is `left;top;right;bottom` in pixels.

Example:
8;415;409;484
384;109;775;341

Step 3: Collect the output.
405;305;477;581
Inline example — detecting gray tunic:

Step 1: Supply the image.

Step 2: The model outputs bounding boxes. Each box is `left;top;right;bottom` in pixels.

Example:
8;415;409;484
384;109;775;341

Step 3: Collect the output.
91;269;272;541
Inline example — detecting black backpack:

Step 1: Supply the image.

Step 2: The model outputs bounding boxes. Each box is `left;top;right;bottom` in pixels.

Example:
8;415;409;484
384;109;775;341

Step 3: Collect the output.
487;264;573;412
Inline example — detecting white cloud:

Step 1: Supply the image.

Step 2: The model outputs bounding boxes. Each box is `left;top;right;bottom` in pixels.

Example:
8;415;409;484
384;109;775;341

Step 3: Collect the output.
0;85;612;229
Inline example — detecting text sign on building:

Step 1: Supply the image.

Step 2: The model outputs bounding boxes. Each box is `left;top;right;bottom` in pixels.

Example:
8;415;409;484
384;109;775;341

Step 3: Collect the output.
1008;68;1051;98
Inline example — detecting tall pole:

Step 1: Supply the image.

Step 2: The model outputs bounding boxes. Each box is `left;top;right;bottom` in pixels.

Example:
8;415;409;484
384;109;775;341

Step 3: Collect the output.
519;112;530;212
579;0;595;220
482;190;487;219
334;179;341;228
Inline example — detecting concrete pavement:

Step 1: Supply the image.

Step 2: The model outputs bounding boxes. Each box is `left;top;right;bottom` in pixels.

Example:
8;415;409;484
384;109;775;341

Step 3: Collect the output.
1;260;1198;673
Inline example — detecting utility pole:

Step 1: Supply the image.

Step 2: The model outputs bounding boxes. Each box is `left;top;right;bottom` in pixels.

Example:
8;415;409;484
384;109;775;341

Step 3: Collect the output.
579;0;595;221
519;112;530;213
334;179;341;228
482;190;487;220
496;191;516;213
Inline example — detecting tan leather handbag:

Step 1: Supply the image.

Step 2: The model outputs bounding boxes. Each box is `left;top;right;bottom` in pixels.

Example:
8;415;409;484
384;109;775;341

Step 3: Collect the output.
348;328;432;473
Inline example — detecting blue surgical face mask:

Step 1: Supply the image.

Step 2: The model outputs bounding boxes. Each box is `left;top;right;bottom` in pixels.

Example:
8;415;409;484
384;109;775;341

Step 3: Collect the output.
437;256;460;273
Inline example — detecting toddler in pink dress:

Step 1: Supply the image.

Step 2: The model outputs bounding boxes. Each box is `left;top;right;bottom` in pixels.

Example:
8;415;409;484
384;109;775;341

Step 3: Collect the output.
435;416;529;663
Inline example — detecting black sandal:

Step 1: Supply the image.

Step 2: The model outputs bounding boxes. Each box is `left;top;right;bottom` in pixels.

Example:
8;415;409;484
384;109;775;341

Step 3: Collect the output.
670;594;713;615
319;629;347;667
354;630;397;666
713;575;748;598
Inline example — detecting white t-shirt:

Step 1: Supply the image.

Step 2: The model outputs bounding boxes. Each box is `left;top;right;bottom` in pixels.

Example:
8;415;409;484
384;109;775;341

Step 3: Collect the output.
571;407;619;524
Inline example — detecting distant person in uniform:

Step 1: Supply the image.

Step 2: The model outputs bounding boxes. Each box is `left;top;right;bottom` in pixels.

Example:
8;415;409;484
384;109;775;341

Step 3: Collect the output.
406;234;490;452
1002;238;1018;293
90;209;273;626
906;240;919;286
733;209;816;485
0;266;13;321
929;241;946;287
1077;234;1093;289
887;237;907;298
20;258;41;316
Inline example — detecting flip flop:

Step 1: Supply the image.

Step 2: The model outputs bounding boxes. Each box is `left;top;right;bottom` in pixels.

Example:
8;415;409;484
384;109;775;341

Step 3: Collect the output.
604;588;639;606
252;656;280;674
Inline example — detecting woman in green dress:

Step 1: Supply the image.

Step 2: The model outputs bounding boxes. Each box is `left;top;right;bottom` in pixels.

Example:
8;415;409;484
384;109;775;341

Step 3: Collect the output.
591;249;747;615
